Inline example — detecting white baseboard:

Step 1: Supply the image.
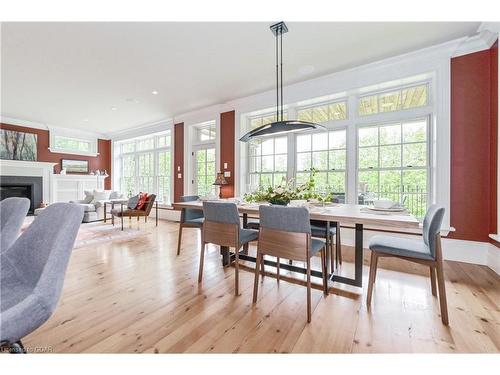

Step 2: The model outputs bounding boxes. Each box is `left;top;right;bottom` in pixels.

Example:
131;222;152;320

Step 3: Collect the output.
487;244;500;276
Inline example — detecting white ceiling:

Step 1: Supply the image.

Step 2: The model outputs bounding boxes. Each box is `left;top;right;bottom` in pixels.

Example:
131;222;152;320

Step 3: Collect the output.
1;22;480;135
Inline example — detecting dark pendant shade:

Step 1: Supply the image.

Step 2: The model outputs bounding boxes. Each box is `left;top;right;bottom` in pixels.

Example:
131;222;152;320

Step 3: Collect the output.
239;120;326;142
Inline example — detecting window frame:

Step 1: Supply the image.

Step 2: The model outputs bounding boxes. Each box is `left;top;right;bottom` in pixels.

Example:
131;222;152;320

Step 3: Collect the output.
117;131;172;204
49;131;99;157
355;116;432;217
192;144;217;197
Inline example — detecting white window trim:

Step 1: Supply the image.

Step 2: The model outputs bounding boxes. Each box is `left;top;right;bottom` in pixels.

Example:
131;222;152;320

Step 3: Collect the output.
48;128;99;157
115;130;173;204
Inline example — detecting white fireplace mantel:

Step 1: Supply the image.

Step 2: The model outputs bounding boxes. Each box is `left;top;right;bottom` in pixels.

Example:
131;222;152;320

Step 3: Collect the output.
0;160;57;204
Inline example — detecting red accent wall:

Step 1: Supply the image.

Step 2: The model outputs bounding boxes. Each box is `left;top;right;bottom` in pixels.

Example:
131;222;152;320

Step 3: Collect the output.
0;122;112;189
450;43;498;242
220;110;235;198
490;41;498;236
173;122;184;203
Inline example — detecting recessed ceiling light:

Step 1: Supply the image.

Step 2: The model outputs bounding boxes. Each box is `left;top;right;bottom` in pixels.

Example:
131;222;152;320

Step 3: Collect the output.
152;90;159;95
111;106;117;111
83;119;89;122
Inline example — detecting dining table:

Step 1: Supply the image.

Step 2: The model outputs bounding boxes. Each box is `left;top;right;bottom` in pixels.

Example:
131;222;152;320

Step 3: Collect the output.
172;200;420;288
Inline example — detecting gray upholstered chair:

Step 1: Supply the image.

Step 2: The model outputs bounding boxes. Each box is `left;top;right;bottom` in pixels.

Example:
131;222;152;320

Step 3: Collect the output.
253;205;328;323
0;203;84;353
199;202;258;296
367;205;449;325
176;195;204;255
1;197;30;253
310;220;341;270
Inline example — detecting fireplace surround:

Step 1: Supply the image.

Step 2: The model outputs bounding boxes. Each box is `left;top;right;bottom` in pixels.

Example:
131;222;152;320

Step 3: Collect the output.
0;175;43;214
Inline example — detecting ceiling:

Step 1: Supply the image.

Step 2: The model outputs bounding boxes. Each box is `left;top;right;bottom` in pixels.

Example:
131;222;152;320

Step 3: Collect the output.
1;22;481;135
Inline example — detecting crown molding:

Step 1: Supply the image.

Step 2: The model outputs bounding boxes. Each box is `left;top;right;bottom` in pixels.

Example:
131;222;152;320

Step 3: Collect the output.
452;30;498;58
106;118;173;141
478;22;500;34
0;115;110;140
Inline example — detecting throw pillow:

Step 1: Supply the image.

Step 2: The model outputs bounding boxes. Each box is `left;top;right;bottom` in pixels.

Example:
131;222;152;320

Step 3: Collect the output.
127;194;140;209
83;190;94;204
136;192;149;210
91;190;111;204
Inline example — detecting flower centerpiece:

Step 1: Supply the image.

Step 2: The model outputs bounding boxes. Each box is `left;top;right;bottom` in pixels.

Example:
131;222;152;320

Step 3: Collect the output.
244;168;336;205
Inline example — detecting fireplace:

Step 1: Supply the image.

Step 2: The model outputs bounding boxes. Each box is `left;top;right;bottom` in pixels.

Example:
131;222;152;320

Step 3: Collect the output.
0;176;43;214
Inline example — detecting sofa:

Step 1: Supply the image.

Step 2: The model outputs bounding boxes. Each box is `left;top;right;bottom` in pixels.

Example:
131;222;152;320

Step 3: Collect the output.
70;190;126;223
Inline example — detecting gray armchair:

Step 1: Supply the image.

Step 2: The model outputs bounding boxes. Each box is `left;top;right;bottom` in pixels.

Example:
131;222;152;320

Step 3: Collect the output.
1;197;30;253
0;203;84;353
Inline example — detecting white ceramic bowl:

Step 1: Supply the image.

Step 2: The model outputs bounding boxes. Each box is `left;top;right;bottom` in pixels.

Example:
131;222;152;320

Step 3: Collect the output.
289;200;307;207
372;199;396;209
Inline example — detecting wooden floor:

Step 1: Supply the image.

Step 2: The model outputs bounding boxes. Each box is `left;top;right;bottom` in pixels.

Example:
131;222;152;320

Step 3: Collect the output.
24;220;500;353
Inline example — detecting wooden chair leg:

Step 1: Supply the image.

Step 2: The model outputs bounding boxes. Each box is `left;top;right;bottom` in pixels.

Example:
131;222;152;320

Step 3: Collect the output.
137;216;140;222
436;260;449;325
198;241;205;283
252;253;261;303
121;216;124;231
260;255;265;280
430;266;437;296
306;257;312;323
366;251;378;307
276;257;280;283
235;247;240;296
176;224;183;256
321;249;328;296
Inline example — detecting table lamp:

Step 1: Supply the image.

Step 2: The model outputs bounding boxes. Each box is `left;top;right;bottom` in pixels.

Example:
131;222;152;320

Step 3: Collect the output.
213;172;228;199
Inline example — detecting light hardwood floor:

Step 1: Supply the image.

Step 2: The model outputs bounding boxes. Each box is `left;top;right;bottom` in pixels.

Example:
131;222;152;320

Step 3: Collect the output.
24;220;500;353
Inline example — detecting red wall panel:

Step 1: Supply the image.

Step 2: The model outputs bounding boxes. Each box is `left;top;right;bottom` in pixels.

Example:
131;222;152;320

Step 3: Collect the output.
450;46;496;242
0;122;112;189
220;110;235;198
173;122;184;203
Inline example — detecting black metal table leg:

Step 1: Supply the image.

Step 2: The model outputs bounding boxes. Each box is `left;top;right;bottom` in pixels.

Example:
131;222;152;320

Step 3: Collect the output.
221;246;230;266
242;213;249;255
325;221;331;273
328;223;363;287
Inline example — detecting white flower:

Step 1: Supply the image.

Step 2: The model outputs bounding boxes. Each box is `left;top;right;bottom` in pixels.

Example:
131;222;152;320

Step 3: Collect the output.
275;187;284;194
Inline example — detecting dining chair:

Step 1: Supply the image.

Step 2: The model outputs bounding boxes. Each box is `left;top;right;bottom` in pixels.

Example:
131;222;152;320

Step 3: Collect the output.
199;201;258;296
253;205;328;323
366;205;449;325
176;195;204;256
310;220;341;271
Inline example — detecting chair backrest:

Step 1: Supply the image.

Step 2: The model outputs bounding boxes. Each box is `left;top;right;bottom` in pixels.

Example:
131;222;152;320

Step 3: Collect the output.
142;194;157;215
259;205;311;261
0;197;30;253
181;195;203;222
422;204;445;258
202;201;240;247
1;203;84;314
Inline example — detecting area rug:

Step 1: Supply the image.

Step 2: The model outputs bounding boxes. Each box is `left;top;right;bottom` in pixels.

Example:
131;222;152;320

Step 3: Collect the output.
21;218;151;249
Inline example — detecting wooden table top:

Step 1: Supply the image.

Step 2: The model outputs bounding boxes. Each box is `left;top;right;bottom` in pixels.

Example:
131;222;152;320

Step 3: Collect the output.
173;200;420;229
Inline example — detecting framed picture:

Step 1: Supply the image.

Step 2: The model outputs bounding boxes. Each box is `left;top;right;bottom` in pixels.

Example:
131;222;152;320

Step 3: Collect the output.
61;159;89;174
0;129;38;161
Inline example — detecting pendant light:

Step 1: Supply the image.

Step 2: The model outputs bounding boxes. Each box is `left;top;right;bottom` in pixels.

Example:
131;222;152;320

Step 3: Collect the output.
240;21;326;142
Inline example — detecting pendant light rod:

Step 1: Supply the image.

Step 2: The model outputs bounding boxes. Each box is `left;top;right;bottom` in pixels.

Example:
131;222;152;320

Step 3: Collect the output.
239;21;326;143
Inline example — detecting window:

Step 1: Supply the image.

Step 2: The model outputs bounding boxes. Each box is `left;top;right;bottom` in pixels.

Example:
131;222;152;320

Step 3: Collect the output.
359;84;428;116
248;136;287;189
295;129;347;200
195;147;216;196
54;136;91;152
297;101;347;122
242;79;434;221
117;131;172;203
357;118;428;218
195;121;216;142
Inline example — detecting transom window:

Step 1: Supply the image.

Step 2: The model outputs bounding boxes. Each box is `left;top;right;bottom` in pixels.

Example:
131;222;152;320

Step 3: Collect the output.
54;136;91;152
295;129;347;201
297;100;347;122
359;84;428;116
194;121;216;142
117;131;172;203
357;118;428;217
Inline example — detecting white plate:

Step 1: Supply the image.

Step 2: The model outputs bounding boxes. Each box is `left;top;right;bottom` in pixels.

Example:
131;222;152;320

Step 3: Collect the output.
366;206;407;212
